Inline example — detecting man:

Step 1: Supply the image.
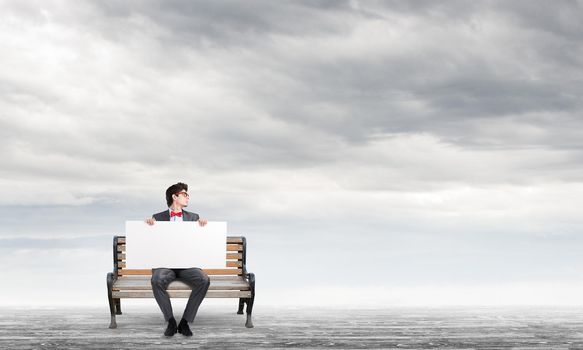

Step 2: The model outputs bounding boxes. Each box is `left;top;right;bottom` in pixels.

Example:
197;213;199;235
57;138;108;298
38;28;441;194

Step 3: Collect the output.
145;182;210;337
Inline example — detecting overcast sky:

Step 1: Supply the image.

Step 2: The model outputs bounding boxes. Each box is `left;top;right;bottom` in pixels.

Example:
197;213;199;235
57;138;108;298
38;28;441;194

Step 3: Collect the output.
1;0;583;307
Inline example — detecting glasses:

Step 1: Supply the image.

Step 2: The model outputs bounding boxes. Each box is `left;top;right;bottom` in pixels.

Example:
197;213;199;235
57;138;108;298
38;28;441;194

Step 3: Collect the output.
175;192;189;198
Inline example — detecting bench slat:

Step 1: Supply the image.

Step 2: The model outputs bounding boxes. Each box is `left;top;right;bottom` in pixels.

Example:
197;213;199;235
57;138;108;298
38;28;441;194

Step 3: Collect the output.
116;275;245;281
112;290;252;298
113;279;249;291
117;253;243;261
118;261;242;268
117;237;243;244
118;268;242;276
117;244;243;253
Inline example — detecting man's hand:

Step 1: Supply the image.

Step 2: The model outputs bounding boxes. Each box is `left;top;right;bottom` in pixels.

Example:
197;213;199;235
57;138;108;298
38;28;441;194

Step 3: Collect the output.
145;218;156;225
198;218;208;227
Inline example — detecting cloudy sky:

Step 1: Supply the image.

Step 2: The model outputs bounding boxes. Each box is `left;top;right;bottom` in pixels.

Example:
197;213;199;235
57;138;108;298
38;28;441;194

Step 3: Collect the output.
1;0;583;307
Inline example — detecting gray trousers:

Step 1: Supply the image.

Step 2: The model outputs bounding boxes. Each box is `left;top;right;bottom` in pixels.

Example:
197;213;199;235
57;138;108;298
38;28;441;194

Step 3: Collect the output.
151;267;211;323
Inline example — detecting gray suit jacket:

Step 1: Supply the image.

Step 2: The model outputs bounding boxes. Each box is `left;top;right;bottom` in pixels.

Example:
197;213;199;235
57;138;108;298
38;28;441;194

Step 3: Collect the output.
153;209;199;222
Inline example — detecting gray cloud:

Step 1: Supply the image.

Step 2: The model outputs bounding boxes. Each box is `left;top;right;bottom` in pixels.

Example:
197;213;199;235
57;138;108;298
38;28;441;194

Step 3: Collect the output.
1;0;582;195
1;1;582;198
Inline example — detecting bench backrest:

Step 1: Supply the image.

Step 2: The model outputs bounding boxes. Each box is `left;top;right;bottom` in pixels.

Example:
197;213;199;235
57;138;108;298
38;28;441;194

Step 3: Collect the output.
113;235;247;277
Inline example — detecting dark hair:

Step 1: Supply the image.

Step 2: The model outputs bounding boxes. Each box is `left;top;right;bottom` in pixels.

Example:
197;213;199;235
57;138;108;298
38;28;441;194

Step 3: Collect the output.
166;182;188;206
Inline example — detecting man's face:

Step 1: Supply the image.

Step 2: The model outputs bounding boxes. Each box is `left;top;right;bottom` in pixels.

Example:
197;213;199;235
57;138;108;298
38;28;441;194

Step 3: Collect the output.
173;190;189;207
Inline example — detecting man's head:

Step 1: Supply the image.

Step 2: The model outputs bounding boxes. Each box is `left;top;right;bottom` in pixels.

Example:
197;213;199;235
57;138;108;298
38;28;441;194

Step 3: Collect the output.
165;182;189;208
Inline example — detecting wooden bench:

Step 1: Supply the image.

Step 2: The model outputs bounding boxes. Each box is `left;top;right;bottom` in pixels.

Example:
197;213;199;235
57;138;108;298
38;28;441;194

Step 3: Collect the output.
106;235;255;329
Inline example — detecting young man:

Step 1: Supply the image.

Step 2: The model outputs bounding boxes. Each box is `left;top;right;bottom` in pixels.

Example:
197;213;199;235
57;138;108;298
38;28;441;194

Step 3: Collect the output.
145;182;210;337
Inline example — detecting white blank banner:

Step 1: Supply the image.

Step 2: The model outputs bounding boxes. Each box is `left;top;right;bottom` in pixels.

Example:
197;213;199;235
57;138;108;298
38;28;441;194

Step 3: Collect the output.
125;221;227;269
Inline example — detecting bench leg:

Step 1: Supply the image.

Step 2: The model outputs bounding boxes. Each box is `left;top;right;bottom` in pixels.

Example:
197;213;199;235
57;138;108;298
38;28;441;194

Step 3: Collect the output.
245;273;255;328
115;298;122;315
237;298;245;314
106;273;118;329
245;299;254;328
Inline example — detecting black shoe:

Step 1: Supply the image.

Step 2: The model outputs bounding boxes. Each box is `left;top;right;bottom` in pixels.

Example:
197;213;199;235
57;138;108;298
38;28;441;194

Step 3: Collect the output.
164;317;178;337
178;318;193;337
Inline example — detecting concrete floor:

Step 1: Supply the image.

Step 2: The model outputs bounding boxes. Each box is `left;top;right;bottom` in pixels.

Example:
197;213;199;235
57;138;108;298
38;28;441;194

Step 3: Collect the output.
1;305;583;349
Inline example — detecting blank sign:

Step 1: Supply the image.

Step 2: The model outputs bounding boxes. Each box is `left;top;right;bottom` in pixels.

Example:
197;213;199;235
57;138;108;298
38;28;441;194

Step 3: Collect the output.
125;221;227;269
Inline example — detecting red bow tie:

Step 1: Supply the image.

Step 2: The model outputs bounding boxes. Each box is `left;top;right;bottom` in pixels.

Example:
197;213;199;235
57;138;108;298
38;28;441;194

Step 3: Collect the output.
170;211;183;217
